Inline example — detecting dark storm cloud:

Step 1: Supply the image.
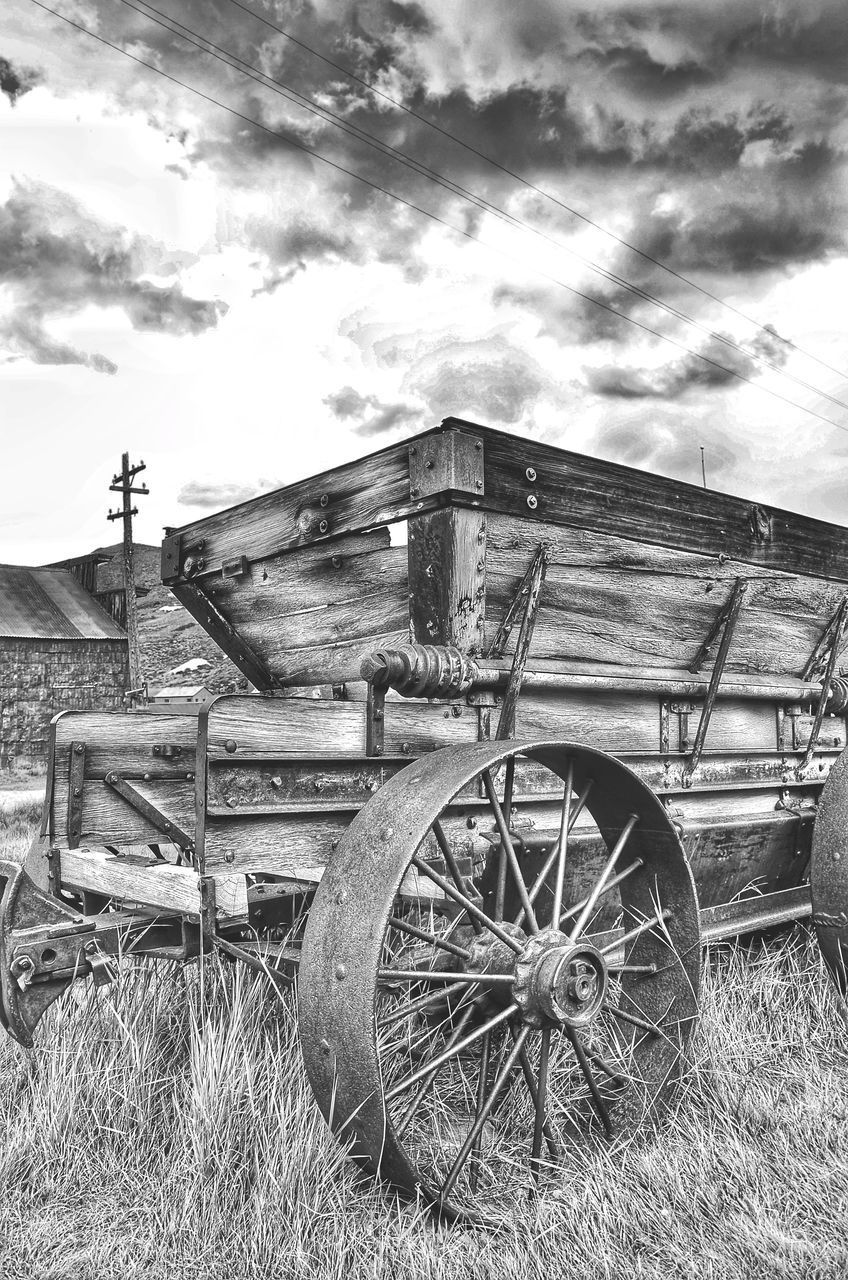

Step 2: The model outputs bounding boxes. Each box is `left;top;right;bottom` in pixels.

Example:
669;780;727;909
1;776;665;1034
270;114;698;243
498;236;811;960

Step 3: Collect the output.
0;55;40;105
177;481;259;507
586;326;788;401
323;385;420;436
0;179;225;372
578;44;715;99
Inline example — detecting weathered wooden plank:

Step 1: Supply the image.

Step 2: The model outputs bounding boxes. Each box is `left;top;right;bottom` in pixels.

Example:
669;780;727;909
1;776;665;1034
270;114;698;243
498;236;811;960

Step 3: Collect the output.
203;694;478;760
460;420;848;581
208;532;406;625
60;847;247;918
162;436;416;581
53;780;198;849
486;513;847;675
52;711;199;842
407;509;486;651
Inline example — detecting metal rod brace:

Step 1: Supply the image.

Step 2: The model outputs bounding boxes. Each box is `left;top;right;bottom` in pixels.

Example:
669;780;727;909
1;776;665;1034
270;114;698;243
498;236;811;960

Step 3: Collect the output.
799;595;848;773
684;578;748;778
104;772;195;852
495;542;551;740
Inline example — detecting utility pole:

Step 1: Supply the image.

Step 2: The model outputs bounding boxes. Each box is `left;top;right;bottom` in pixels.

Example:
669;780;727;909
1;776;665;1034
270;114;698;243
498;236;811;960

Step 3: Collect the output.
108;453;149;697
700;446;707;489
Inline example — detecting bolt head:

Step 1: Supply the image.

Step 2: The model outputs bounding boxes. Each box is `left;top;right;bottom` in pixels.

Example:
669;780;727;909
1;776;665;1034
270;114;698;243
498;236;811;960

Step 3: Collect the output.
525;467;537;482
225;739;238;754
335;964;347;980
526;494;538;510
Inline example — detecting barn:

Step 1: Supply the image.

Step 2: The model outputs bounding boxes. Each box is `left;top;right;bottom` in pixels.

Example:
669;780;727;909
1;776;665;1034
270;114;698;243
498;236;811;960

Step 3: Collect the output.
0;565;129;770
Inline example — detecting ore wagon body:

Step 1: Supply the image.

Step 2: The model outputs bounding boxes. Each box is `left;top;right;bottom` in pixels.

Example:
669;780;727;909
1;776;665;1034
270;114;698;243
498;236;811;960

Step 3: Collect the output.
3;417;848;1221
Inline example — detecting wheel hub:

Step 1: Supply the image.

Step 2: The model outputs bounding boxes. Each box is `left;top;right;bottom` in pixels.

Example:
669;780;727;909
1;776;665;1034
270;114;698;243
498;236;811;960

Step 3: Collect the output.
513;929;608;1027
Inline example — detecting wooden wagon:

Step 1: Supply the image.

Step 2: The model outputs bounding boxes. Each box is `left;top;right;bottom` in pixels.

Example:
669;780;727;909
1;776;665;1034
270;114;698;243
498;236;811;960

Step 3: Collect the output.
3;417;848;1222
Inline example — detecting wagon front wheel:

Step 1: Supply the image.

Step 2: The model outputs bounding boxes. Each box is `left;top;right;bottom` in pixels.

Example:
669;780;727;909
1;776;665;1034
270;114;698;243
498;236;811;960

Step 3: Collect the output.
298;740;701;1222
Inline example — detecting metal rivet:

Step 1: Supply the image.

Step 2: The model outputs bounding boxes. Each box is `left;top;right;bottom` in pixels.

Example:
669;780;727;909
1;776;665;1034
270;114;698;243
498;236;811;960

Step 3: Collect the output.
424;460;433;470
526;494;538;510
331;555;342;568
335;965;347;980
450;706;462;718
319;494;329;507
73;786;81;797
475;441;482;451
475;479;483;490
410;486;420;498
74;743;84;755
401;741;412;755
225;739;238;753
525;467;537;482
271;775;283;789
225;851;234;863
319;520;328;534
476;560;484;572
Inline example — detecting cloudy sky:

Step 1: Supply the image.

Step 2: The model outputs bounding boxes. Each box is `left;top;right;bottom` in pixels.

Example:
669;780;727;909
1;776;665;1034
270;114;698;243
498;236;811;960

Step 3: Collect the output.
2;0;848;564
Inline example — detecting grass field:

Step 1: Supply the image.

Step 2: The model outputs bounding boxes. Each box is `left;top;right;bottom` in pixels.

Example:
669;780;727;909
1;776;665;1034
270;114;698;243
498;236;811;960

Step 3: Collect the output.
1;800;847;1280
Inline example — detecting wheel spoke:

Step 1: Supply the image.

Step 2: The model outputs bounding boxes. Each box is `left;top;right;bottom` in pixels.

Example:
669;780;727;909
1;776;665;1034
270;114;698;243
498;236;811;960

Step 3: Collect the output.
432;819;482;936
604;1002;661;1036
588;1048;628;1085
482;769;539;934
565;1026;612;1137
608;963;657;975
378;968;513;986
600;908;672;956
411;855;523;953
530;1025;552;1177
568;814;639;943
549;762;574;926
440;1023;531;1199
387;915;471;961
511;1027;562;1163
393;1005;476;1138
467;1030;492;1193
558;858;643;929
517;780;593;927
377;978;471;1029
494;758;516;922
385;1003;519;1102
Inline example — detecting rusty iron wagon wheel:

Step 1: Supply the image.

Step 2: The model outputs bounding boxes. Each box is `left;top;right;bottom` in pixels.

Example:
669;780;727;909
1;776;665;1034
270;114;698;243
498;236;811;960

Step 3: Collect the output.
811;749;848;995
298;739;701;1223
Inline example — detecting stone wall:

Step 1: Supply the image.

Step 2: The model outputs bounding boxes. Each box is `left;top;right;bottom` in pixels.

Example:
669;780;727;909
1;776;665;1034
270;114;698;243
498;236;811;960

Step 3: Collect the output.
0;638;129;770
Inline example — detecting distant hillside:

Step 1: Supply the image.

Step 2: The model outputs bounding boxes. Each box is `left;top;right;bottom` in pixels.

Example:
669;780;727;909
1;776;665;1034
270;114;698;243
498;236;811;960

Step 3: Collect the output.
136;564;248;696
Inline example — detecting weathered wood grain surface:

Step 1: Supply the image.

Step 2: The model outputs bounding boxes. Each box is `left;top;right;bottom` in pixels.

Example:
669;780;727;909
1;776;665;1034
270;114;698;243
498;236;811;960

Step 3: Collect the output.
408;509;486;651
467;419;848;581
486;514;848;675
60;847;247;918
163;436;414;578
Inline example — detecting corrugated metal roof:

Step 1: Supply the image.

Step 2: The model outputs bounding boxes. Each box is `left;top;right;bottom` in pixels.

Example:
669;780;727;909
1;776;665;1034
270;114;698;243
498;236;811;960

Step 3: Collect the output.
0;566;127;641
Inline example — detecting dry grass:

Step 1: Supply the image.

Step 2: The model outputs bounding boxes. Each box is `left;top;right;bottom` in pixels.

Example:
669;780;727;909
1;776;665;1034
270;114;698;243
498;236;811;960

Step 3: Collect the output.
1;807;847;1280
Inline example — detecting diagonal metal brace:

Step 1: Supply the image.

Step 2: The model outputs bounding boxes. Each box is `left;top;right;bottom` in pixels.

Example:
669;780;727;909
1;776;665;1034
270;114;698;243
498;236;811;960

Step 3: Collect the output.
495;542;552;740
684;578;748;778
802;595;848;682
799;595;848;773
104;772;195;852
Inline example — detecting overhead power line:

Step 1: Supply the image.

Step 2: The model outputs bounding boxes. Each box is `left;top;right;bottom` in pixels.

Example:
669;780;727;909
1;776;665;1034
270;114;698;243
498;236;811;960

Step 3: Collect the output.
114;0;848;417
28;0;848;437
223;0;848;387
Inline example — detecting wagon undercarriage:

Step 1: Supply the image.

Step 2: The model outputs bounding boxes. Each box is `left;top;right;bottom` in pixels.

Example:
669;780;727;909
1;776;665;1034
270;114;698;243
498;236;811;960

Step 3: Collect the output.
3;418;848;1220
